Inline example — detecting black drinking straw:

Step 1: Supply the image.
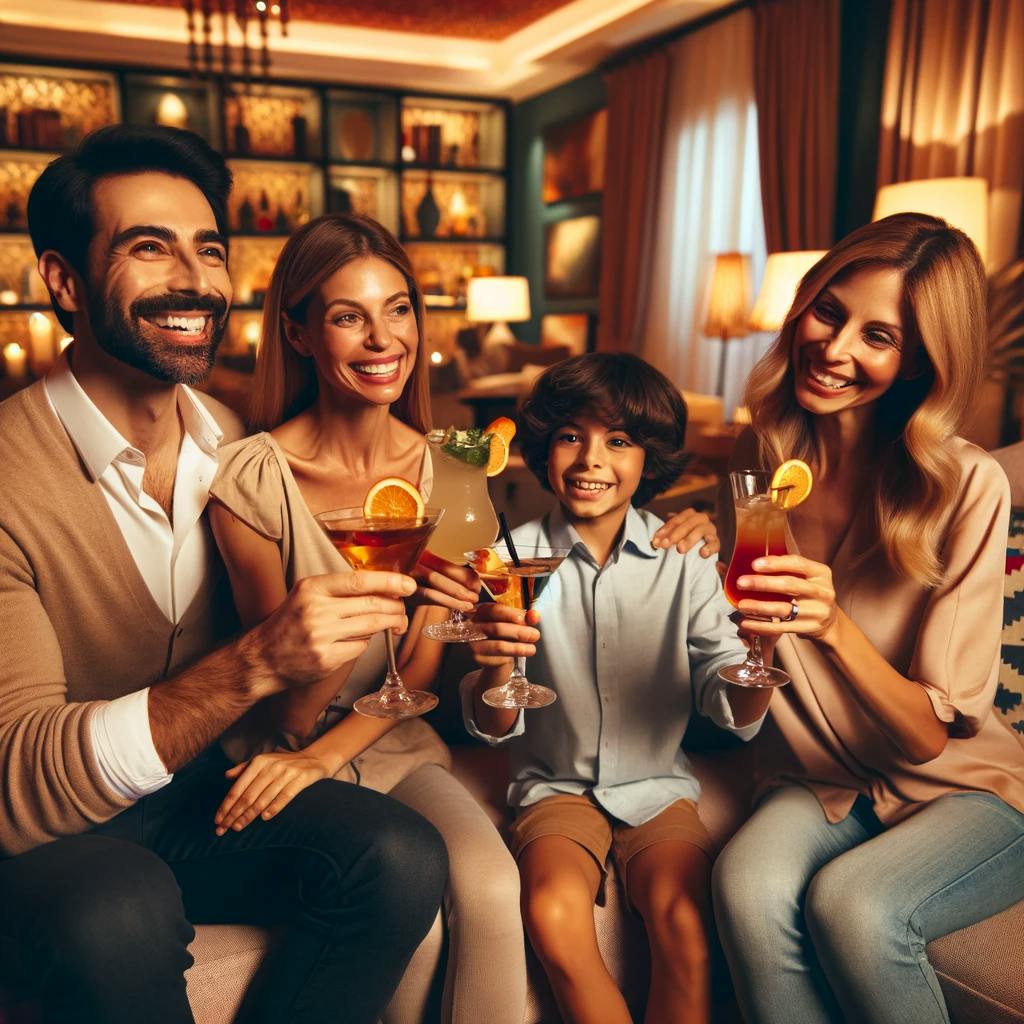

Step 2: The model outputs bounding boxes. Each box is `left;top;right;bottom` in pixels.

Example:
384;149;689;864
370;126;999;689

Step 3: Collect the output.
498;512;530;609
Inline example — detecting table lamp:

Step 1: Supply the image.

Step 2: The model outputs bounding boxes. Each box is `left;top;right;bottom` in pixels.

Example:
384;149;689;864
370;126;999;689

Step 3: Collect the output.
466;276;531;349
873;177;989;266
702;253;752;397
749;250;828;333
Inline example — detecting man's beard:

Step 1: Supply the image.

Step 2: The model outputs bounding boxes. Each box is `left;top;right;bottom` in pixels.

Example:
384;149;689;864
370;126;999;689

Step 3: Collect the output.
87;289;228;386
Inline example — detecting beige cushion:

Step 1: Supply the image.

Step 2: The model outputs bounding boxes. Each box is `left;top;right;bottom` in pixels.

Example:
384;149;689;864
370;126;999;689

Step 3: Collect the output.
185;925;270;1024
931;902;1024;1024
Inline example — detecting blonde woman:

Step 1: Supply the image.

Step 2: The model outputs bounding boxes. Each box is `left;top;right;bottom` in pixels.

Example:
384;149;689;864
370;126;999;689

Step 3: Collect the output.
655;213;1024;1024
207;214;526;1024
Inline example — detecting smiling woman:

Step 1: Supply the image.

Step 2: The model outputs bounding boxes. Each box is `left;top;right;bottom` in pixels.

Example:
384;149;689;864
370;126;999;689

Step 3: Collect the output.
207;213;529;1023
671;213;1024;1024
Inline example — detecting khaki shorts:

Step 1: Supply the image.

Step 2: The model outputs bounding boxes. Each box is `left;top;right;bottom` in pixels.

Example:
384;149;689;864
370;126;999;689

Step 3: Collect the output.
508;793;713;901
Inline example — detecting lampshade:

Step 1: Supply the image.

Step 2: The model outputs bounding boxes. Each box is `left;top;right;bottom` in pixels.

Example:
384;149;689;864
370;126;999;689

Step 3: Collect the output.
702;253;752;339
466;276;531;325
749;250;827;332
872;177;989;265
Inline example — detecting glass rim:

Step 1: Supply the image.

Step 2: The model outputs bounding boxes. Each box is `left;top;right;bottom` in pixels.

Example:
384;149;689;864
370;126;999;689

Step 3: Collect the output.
465;544;571;560
314;506;443;525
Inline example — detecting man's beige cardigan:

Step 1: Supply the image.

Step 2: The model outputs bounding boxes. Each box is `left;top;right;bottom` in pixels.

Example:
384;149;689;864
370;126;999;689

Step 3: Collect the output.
0;380;244;856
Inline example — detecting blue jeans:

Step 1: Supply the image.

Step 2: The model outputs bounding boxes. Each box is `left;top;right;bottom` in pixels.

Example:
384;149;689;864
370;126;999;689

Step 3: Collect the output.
712;785;1024;1024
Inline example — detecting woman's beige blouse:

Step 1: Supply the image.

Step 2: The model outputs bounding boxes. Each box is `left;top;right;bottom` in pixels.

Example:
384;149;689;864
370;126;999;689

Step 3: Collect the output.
750;436;1023;825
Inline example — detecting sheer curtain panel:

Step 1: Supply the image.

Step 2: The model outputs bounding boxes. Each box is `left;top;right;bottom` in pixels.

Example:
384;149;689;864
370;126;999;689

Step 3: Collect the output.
642;9;769;418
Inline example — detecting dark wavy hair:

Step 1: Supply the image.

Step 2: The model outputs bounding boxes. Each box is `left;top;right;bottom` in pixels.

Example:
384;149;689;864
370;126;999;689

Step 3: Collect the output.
518;352;690;508
27;124;232;333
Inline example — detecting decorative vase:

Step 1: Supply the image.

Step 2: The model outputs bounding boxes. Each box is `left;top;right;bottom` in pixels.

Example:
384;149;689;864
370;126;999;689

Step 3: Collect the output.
416;176;441;239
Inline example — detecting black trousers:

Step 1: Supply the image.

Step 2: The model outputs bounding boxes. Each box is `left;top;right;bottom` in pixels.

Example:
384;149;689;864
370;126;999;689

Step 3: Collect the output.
0;747;448;1024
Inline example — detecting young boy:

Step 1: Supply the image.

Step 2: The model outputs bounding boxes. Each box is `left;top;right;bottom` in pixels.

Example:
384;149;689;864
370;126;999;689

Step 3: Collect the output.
462;353;771;1024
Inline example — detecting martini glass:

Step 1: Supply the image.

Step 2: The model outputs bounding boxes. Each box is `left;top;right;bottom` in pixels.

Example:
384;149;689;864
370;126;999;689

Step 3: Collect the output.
421;428;500;643
315;506;442;718
719;470;791;687
467;544;570;709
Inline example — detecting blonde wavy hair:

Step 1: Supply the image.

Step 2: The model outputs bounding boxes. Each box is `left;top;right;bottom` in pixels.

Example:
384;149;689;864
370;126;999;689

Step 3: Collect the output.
248;213;431;434
745;213;987;587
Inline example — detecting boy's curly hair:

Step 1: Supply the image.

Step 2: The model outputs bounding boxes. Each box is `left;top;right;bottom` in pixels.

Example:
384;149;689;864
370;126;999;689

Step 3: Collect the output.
518;353;690;508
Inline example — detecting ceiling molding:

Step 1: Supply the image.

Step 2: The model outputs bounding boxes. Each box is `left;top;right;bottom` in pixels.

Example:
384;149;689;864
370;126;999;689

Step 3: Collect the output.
0;0;731;100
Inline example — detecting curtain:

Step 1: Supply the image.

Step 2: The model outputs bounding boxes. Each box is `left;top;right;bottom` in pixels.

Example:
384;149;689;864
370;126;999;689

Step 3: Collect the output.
642;9;769;417
753;0;841;252
878;0;1024;267
597;47;671;353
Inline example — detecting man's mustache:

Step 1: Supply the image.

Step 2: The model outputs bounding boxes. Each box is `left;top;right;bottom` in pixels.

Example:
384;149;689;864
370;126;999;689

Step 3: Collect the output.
131;293;229;321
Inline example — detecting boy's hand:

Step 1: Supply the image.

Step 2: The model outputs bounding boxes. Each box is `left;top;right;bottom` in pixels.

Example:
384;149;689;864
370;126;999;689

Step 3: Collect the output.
411;550;480;613
651;507;719;557
471;604;541;667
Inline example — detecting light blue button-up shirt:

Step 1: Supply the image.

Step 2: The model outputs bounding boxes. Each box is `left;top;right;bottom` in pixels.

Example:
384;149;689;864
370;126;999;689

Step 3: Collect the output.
462;504;764;826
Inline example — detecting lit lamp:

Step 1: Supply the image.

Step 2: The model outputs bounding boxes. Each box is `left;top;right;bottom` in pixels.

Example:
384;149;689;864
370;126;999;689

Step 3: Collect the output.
749;251;828;333
466;276;531;350
702;253;752;398
873;177;989;265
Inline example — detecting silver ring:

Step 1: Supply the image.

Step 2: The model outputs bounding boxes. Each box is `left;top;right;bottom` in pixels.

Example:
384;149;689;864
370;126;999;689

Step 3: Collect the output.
785;599;799;622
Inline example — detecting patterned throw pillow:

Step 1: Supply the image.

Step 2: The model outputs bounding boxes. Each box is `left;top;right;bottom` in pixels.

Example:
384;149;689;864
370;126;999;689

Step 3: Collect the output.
996;508;1024;737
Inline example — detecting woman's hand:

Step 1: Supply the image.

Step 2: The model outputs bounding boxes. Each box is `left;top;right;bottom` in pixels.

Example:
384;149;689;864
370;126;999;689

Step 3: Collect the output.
470;603;541;668
410;550;481;613
651;507;720;558
215;750;334;835
733;554;839;643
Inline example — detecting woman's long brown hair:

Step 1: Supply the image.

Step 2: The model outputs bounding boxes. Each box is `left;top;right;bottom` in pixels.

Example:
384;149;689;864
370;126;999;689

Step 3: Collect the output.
248;213;431;434
745;213;987;587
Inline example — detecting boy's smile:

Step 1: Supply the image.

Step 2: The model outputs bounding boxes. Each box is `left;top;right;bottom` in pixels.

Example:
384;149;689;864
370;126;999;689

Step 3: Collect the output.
547;415;646;531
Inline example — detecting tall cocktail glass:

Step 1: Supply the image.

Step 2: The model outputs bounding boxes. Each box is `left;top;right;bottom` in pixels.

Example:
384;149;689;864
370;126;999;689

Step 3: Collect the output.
468;544;570;709
719;470;791;687
315;506;442;719
422;429;500;642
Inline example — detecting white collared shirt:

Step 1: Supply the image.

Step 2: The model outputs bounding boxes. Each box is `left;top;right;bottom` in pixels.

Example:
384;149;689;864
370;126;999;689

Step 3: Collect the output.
44;352;223;799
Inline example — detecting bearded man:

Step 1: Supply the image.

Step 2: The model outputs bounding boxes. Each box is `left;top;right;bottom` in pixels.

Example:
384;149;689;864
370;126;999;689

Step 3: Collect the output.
0;125;446;1024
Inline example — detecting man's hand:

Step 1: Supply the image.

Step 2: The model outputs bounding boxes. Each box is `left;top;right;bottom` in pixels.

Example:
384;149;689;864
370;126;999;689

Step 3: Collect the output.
215;750;331;835
651;507;720;557
470;604;541;668
245;570;416;696
410;551;481;613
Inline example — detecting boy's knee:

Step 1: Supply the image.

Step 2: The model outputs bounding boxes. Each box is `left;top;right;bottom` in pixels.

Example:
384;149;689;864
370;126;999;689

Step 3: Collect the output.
641;891;710;958
522;878;593;964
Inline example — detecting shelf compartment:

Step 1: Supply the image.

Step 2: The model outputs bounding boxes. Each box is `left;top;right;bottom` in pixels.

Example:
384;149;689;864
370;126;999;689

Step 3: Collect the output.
0;151;55;233
401;170;504;242
327;90;398;166
228;159;322;236
326;165;399;234
400;96;504;171
224;85;321;161
404;241;504;309
122;73;220;147
0;62;119;151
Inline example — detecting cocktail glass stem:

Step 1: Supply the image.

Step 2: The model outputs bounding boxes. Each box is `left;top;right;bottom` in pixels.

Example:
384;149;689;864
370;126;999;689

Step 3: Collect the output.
507;657;531;702
377;632;406;707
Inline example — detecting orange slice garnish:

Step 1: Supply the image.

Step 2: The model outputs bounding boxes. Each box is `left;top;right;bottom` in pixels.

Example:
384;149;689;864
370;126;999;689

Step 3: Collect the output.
770;459;813;510
486;432;510;477
485;416;517;445
363;477;425;519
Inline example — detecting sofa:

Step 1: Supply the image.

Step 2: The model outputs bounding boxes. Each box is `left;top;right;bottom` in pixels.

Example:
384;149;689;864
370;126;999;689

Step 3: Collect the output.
2;462;1022;1024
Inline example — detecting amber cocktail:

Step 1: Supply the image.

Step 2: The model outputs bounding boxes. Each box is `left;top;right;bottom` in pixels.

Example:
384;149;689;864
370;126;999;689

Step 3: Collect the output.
316;507;442;719
468;545;570;709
